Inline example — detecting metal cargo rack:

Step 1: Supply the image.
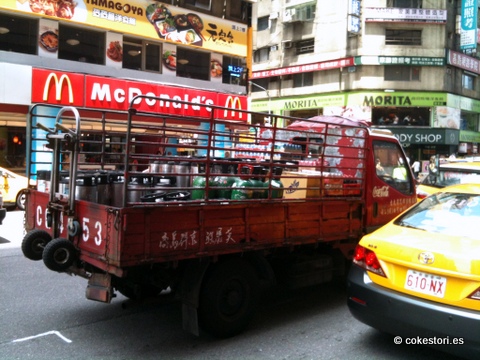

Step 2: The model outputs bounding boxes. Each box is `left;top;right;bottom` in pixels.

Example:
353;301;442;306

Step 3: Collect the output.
26;97;368;214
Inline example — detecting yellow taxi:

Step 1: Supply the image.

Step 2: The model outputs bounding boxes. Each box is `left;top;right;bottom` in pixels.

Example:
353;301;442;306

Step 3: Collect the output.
0;192;5;224
0;166;30;210
348;183;480;359
417;161;480;200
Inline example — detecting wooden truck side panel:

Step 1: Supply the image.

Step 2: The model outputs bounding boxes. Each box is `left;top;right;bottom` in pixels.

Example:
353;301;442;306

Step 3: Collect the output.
26;189;363;274
110;200;363;269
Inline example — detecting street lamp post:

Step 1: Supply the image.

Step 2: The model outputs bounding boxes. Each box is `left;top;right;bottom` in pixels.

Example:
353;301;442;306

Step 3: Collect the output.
249;81;272;124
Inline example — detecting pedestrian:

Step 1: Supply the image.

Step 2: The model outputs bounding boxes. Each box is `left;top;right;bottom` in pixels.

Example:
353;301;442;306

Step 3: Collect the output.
428;156;438;183
411;158;420;180
62;153;70;171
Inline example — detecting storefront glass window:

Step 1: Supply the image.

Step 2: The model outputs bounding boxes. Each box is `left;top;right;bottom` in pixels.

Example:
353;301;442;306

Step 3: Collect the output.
58;24;105;65
176;48;210;80
185;0;211;11
0;14;37;55
222;56;246;86
123;38;142;70
0;127;26;170
123;37;161;72
145;42;161;72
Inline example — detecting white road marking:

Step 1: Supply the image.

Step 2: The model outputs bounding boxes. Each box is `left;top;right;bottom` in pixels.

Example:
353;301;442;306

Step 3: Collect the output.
12;331;72;344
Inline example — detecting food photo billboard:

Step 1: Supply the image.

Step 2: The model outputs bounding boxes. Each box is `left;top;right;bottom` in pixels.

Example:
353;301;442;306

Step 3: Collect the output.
2;0;248;57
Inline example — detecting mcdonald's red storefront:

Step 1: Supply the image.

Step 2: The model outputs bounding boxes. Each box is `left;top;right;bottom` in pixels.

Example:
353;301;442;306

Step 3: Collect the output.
0;66;248;172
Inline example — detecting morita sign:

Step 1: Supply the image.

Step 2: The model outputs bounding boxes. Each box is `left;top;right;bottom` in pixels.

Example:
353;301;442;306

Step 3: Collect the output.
31;68;247;122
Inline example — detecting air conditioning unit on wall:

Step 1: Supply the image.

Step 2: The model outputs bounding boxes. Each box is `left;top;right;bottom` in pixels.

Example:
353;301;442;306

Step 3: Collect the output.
282;40;293;49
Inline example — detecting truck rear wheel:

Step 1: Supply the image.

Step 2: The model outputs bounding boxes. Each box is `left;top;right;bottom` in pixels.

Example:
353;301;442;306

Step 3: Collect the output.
42;238;77;272
198;258;259;338
21;229;52;261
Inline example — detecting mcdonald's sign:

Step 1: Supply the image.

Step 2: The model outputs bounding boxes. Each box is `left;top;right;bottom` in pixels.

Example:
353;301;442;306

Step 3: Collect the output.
216;94;248;122
32;69;84;106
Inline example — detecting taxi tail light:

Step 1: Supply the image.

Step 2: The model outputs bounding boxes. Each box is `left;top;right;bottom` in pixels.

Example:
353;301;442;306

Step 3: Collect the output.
416;193;428;200
353;245;386;277
468;288;480;300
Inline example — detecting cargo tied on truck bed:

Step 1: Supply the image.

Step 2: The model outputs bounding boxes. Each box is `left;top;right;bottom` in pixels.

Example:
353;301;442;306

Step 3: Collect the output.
21;97;417;337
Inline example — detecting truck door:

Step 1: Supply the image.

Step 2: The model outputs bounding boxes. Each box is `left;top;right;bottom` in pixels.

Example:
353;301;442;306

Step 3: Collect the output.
365;139;417;232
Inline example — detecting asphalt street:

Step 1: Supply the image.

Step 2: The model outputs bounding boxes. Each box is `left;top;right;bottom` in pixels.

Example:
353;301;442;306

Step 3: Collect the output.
0;209;470;359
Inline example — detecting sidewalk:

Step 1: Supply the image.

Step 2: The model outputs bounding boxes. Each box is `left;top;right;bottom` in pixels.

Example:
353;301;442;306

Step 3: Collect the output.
0;211;26;249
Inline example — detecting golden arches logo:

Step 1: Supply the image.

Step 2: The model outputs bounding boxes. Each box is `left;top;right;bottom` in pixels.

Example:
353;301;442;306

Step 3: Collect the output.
224;96;243;119
43;73;74;103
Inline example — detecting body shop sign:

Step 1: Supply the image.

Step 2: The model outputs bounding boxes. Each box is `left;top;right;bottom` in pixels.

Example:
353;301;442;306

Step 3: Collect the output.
31;68;247;121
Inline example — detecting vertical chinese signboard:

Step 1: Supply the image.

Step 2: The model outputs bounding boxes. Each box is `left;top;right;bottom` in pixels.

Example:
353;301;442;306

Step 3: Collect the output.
460;0;478;51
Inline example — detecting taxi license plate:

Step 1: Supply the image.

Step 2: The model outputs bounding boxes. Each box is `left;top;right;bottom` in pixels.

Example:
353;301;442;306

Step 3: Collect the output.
404;270;447;298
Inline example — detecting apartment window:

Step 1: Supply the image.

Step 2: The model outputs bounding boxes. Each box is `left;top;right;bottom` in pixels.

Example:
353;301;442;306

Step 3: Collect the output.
184;0;211;11
288;3;316;22
0;14;38;54
384;66;420;81
387;0;422;7
59;25;105;64
123;37;161;72
228;1;248;21
386;29;421;46
295;39;314;55
463;73;475;90
258;16;269;31
293;72;313;87
254;47;270;63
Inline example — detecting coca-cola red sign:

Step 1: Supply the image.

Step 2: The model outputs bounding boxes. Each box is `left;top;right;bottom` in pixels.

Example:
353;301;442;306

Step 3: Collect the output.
372;185;390;198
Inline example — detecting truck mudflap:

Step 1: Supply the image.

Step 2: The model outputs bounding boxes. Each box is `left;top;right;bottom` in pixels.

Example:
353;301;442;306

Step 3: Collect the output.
86;273;114;303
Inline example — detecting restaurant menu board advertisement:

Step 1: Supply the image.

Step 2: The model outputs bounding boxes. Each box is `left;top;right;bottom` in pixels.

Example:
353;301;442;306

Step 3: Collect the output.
2;0;248;57
434;106;461;129
38;18;58;58
162;42;177;74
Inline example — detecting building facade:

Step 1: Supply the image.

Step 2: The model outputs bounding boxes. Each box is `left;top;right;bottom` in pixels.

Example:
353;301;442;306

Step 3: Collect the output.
250;0;480;165
0;0;252;172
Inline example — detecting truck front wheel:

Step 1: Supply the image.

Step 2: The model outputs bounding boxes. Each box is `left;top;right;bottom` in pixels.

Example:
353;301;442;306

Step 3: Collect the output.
198;258;259;338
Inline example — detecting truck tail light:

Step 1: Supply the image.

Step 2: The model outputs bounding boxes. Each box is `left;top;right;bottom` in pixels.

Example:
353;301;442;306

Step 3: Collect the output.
353;245;386;277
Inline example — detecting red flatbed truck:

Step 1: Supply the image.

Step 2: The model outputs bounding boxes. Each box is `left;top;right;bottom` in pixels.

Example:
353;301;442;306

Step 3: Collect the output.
21;98;417;337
